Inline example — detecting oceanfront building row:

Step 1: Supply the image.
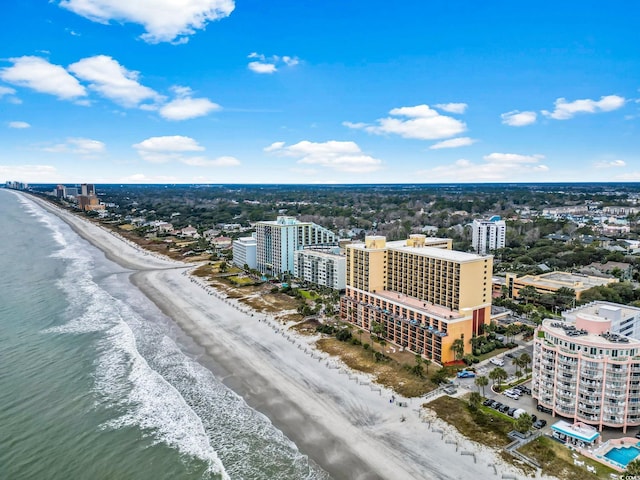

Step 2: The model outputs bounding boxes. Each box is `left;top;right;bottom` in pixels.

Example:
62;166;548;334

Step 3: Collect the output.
533;302;640;432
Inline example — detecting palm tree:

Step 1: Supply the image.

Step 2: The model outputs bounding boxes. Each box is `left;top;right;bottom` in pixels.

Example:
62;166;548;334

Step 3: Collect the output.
468;391;483;410
475;375;489;396
512;356;522;377
489;367;508;389
519;352;532;374
451;338;465;361
424;358;432;375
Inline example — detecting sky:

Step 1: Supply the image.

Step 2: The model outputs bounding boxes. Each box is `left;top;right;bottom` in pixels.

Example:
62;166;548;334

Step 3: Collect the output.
1;1;639;184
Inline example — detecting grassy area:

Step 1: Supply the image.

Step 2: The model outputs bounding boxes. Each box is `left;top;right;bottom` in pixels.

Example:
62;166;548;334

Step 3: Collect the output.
428;396;513;448
298;289;319;300
519;436;610;480
317;337;438;397
228;276;256;286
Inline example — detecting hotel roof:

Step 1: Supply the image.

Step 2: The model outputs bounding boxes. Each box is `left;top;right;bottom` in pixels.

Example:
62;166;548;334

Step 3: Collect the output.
386;240;487;263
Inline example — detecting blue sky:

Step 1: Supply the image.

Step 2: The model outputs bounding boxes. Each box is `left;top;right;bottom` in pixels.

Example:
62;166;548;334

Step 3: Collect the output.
1;1;639;184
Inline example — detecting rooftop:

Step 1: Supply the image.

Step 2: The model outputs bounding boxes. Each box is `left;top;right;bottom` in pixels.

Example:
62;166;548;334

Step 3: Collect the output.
551;421;600;443
386;240;487;263
516;271;616;291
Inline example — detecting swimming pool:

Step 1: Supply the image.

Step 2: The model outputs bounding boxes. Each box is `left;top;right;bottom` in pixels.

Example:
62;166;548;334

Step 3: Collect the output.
604;444;640;467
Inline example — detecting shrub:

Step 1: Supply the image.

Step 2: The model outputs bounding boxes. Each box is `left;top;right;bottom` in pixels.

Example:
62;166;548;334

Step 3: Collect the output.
336;329;352;342
363;343;370;350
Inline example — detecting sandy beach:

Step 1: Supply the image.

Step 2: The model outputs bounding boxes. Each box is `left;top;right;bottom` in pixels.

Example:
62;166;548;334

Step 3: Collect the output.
29;194;540;480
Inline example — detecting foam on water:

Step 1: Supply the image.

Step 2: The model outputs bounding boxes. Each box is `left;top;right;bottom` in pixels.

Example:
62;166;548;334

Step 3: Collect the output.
31;206;229;480
26;197;329;480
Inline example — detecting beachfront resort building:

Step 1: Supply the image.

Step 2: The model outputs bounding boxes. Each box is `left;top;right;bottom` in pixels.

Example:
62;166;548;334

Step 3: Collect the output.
472;216;506;255
232;236;258;270
505;271;618;301
340;234;493;364
533;302;640;432
294;249;346;290
255;216;337;276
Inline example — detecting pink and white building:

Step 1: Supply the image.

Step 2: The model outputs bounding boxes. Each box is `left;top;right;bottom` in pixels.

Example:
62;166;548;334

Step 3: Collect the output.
533;303;640;432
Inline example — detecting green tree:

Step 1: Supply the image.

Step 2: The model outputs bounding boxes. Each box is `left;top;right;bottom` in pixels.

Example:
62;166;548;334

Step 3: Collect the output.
411;354;424;378
474;375;489;396
514;412;533;434
626;459;640;475
424;358;432;375
219;260;229;273
518;285;540;304
519;352;532;373
468;391;483;410
451;338;465;361
489;367;508;388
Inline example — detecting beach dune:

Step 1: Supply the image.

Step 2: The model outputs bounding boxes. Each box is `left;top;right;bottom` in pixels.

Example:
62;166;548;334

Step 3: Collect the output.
30;194;536;480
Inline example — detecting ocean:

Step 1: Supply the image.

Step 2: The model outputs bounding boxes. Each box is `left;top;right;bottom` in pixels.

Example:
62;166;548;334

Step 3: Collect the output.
0;190;330;480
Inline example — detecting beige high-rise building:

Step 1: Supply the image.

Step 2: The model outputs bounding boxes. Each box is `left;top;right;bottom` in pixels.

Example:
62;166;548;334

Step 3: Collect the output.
341;234;492;364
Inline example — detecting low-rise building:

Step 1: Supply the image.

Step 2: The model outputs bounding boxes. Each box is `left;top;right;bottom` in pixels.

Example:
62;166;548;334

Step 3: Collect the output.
294;249;346;290
505;271;618;300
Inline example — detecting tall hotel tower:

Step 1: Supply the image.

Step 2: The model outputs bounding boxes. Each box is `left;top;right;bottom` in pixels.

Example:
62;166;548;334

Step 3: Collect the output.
341;234;493;364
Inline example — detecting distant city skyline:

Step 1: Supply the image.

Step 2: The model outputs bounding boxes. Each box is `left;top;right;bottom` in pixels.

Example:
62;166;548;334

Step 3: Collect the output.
1;1;639;184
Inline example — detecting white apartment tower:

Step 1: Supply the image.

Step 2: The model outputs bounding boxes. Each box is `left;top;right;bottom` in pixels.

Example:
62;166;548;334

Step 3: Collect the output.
232;236;257;270
294;249;346;290
255;216;337;275
472;216;506;255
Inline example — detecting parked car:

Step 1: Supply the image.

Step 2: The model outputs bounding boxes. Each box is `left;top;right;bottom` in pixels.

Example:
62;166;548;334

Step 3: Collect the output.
519;386;532;395
537;404;553;414
457;370;476;378
492;401;503;410
499;405;510;414
507;407;517;417
505;353;515;358
512;409;527;419
531;414;537;423
504;390;520;400
533;419;547;429
483;398;493;407
490;357;505;366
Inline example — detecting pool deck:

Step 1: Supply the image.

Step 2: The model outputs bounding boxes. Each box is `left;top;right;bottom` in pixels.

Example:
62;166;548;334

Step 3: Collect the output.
579;437;639;472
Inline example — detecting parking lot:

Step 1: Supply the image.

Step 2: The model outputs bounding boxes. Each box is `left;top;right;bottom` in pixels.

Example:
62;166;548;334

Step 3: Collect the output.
455;344;555;432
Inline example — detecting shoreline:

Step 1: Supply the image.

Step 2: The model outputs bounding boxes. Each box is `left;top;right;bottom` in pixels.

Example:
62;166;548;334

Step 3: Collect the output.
25;193;536;480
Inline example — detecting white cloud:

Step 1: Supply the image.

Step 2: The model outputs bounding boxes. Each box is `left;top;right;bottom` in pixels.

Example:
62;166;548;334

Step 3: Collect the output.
0;164;60;182
0;86;16;97
68;55;160;108
345;104;466;140
248;62;277;74
542;95;626;120
42;137;106;155
429;137;476;150
247;53;300;74
265;140;383;173
0;56;86;100
181;156;240;167
58;0;235;44
133;135;203;162
594;159;626;168
159;86;220;120
501;110;537;127
132;135;233;166
8;121;31;129
418;152;547;182
434;103;467;114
